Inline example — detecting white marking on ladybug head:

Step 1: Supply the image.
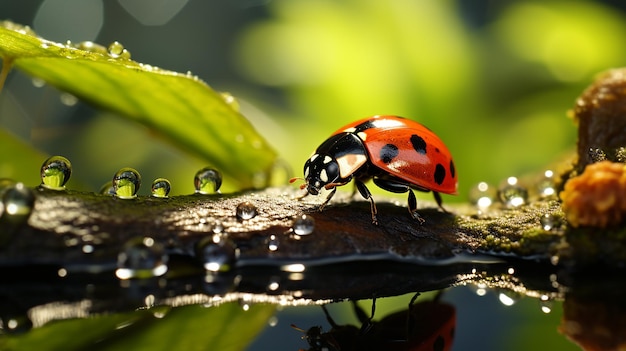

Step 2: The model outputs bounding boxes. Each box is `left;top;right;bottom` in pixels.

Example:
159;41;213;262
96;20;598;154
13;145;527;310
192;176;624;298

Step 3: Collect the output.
343;127;356;133
320;169;328;182
323;156;332;164
336;154;367;178
310;154;319;162
357;132;367;141
304;166;309;178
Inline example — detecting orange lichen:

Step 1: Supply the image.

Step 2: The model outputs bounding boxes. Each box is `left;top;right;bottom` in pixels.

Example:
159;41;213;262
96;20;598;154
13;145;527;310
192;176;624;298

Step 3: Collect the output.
560;161;626;228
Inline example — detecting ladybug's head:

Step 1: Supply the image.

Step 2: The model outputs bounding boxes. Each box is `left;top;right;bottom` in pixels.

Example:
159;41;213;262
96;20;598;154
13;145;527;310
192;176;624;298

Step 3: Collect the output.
303;154;340;195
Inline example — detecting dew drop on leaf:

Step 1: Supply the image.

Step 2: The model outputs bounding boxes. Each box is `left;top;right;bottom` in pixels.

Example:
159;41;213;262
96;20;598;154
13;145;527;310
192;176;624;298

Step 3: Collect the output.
150;178;171;198
31;78;45;88
194;167;222;194
112;167;141;199
220;92;240;112
40;155;72;190
76;41;108;54
107;41;129;58
59;93;78;106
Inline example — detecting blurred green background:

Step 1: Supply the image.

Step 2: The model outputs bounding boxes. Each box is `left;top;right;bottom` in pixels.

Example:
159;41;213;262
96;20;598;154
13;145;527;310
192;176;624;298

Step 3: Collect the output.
1;0;624;350
4;0;625;199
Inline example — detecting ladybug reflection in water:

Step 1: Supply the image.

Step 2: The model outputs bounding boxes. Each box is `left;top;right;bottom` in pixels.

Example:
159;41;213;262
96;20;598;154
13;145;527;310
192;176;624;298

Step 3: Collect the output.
293;294;456;351
292;115;457;224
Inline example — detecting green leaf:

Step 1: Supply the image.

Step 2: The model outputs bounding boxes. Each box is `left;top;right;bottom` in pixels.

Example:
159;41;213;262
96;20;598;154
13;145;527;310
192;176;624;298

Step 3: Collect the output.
0;21;277;189
0;303;276;351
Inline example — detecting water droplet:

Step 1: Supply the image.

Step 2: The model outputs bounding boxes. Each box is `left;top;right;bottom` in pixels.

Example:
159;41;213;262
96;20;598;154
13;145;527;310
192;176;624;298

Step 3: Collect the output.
220;92;240;112
267;234;279;251
40;155;72;190
498;177;527;207
469;182;496;208
196;236;237;272
0;314;32;334
292;214;315;236
108;41;131;59
99;181;116;195
539;295;553;313
267;277;280;291
150;305;171;319
116;237;168;279
31;78;45;88
550;255;560;266
82;244;94;254
540;213;561;231
151;178;171;198
2;183;35;218
588;147;607;163
498;292;516;306
60;93;78;106
211;221;224;234
537;170;556;198
113;167;141;199
76;41;108;54
236;201;257;220
268;315;278;327
194;167;222;194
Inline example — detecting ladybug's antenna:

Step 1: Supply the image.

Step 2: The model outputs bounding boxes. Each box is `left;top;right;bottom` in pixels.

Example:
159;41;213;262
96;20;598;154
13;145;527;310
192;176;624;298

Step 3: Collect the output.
289;177;302;183
289;177;307;190
290;324;306;333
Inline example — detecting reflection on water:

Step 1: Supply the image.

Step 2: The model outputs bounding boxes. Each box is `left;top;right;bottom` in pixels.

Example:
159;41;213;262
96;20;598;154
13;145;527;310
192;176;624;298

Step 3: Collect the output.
0;260;622;350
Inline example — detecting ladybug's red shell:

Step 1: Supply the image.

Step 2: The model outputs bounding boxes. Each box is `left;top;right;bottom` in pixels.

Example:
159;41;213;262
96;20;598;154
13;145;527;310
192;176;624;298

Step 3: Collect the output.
331;115;457;194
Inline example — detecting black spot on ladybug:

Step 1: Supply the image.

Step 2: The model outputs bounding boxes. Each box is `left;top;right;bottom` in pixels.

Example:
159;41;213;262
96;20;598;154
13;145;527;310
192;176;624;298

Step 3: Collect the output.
450;160;456;178
380;144;399;164
353;120;377;133
410;134;427;155
435;147;440;153
433;335;445;351
434;164;446;185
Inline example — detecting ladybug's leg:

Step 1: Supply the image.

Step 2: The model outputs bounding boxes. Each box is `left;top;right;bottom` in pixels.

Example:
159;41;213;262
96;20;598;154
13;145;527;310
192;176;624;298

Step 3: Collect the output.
433;191;448;212
355;180;378;225
352;298;376;335
405;292;421;341
373;178;425;224
321;305;340;329
318;187;337;211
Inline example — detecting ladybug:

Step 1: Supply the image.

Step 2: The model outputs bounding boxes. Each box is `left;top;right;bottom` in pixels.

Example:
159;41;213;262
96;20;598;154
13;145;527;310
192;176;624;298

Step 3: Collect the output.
292;115;457;224
293;293;456;351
